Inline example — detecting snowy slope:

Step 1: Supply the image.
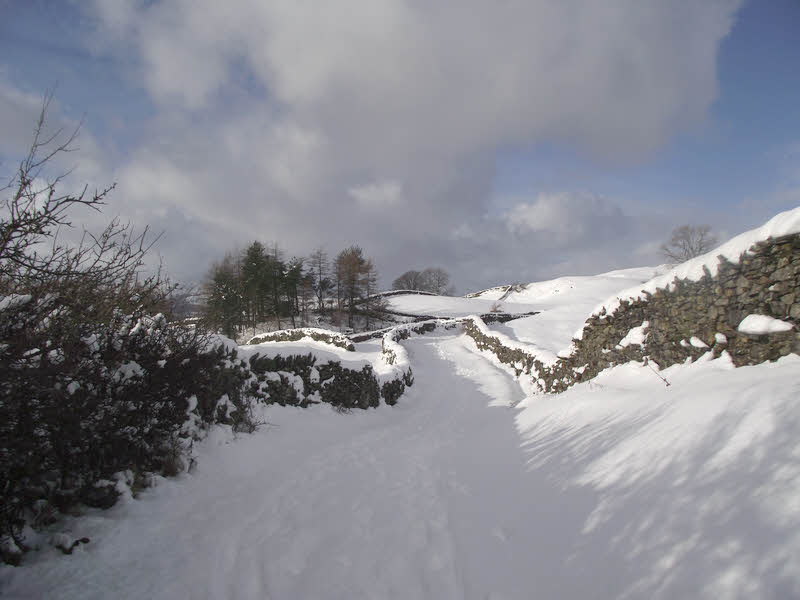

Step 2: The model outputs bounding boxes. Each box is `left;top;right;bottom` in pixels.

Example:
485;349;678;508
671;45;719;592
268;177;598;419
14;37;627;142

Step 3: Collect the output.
590;206;800;321
467;266;660;362
388;266;659;357
4;335;799;599
386;294;539;317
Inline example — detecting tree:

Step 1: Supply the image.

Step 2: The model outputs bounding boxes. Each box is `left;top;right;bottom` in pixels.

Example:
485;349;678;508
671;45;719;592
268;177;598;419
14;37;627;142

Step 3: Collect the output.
392;267;453;295
661;225;718;263
420;267;452;295
309;247;332;311
361;258;387;330
284;256;305;328
266;242;285;329
297;270;316;326
333;245;383;329
392;270;422;291
204;252;244;338
241;241;267;331
335;246;366;328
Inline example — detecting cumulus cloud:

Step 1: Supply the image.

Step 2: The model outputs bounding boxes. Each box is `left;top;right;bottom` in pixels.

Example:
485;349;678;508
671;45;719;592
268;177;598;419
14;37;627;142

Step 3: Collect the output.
68;0;743;287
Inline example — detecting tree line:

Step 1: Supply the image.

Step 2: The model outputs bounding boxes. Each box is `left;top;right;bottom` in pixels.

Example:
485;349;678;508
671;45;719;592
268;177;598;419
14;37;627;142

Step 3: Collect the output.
203;243;385;337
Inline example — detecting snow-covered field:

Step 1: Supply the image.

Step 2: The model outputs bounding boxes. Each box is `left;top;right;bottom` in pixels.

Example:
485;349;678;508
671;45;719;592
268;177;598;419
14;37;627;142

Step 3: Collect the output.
386;294;539;317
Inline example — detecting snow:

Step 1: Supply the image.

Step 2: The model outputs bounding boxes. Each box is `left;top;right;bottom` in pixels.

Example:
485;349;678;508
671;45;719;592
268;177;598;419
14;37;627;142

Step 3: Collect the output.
738;314;795;335
4;334;800;599
513;353;800;599
617;321;649;348
241;336;407;380
245;327;353;349
690;336;709;348
387;294;538;317
591;206;800;320
0;294;32;311
392;266;657;362
240;339;369;366
496;267;657;357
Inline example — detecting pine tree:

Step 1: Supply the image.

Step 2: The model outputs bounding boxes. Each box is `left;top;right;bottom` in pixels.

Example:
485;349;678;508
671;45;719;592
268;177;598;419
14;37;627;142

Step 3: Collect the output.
284;257;305;328
241;241;267;332
205;253;244;338
309;247;332;312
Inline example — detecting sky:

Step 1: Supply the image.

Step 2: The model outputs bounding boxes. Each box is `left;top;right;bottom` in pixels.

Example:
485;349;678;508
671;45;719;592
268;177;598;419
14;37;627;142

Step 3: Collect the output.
1;0;799;293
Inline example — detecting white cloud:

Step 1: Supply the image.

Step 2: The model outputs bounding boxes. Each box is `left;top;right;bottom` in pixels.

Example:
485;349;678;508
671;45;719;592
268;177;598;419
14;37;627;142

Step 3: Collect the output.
504;192;626;238
86;0;741;159
348;180;402;209
68;0;745;286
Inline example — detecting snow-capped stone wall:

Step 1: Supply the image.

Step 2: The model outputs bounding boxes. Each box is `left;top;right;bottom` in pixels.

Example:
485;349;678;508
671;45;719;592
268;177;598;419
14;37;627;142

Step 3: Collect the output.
247;328;355;351
462;232;800;394
562;232;800;383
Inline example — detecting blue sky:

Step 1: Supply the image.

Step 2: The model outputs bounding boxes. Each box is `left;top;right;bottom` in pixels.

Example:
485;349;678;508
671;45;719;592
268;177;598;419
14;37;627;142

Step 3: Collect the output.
492;0;800;226
1;0;798;291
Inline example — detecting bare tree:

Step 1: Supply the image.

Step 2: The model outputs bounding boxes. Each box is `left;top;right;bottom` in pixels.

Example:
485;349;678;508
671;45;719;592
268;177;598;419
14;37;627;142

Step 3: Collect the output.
392;270;422;291
309;247;331;311
393;267;452;294
660;225;718;264
335;245;367;328
0;91;165;307
420;267;451;295
361;258;384;330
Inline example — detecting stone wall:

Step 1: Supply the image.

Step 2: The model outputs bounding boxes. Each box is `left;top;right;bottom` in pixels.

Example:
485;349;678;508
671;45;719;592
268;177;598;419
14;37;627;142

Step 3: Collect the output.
246;352;414;409
247;328;355;351
463;233;800;394
380;319;459;365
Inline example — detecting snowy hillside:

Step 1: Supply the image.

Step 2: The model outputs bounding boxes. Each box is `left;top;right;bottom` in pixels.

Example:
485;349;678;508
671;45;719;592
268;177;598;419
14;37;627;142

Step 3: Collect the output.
386;294;539;317
391;265;661;363
480;266;662;360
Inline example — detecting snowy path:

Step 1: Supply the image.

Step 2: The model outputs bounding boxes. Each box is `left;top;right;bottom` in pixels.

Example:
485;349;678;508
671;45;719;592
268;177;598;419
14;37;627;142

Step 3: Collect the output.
5;333;800;599
3;333;559;599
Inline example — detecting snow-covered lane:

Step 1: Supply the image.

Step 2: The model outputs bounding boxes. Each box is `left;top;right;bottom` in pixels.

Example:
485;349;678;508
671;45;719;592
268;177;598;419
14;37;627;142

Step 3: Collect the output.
5;335;800;600
2;334;544;600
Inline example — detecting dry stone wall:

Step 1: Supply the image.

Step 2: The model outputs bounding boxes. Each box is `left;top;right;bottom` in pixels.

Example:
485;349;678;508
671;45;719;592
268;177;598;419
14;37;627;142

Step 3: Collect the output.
463;233;800;394
247;328;355;351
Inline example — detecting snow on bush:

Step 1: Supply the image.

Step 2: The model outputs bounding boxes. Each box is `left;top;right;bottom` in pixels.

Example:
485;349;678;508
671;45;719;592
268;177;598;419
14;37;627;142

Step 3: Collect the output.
0;293;263;563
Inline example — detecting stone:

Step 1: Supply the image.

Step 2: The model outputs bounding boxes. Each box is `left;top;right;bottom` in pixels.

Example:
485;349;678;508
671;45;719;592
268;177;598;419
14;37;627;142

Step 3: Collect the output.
790;304;800;320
